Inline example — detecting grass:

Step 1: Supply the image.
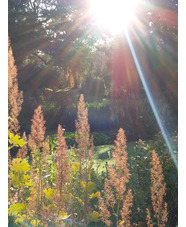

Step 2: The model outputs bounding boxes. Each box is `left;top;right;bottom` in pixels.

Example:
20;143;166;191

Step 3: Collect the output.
92;141;136;173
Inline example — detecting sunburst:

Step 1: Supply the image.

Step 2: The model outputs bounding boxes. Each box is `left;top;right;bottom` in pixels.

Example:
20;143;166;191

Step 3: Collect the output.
90;0;140;35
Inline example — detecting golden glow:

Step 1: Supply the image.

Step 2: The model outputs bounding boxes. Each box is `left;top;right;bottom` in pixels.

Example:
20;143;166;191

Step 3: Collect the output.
90;0;140;35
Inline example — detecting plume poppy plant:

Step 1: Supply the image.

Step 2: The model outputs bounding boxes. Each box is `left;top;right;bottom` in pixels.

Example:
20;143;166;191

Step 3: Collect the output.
98;128;133;227
75;94;94;163
28;106;50;225
146;150;168;227
28;106;46;150
53;124;70;217
8;38;23;200
8;37;23;134
75;94;94;223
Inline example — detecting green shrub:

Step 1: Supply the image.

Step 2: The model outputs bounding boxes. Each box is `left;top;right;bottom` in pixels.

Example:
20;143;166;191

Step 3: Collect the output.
64;132;76;147
128;139;152;225
49;131;116;147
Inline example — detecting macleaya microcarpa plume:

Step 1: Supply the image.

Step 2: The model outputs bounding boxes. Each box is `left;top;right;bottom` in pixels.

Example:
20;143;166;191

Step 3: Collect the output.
8;38;23;198
75;94;94;223
8;39;26;222
53;124;70;222
28;106;50;225
75;94;94;176
146;150;168;227
8;37;23;134
28;106;46;150
98;128;133;227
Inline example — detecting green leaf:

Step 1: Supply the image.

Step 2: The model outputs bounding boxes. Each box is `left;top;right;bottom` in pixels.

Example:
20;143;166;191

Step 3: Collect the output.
9;203;27;215
55;89;63;93
45;88;53;92
43;188;54;199
89;211;100;222
8;132;25;149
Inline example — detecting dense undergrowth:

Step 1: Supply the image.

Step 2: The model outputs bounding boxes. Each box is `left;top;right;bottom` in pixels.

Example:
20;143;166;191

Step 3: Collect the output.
8;38;178;227
8;95;178;227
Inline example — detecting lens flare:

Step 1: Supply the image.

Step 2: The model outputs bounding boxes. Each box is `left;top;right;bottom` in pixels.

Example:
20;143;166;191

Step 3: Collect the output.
124;30;178;168
90;0;140;35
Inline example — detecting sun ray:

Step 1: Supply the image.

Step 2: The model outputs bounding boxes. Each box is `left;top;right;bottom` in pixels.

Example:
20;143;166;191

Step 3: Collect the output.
125;30;178;168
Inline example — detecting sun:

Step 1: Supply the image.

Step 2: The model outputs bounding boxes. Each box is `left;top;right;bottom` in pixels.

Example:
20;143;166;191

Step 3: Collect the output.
90;0;140;35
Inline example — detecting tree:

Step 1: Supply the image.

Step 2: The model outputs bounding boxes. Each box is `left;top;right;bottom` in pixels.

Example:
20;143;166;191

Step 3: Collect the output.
8;0;95;82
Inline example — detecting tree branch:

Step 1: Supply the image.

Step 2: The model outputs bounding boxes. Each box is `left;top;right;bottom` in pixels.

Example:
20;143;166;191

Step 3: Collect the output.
33;53;49;65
